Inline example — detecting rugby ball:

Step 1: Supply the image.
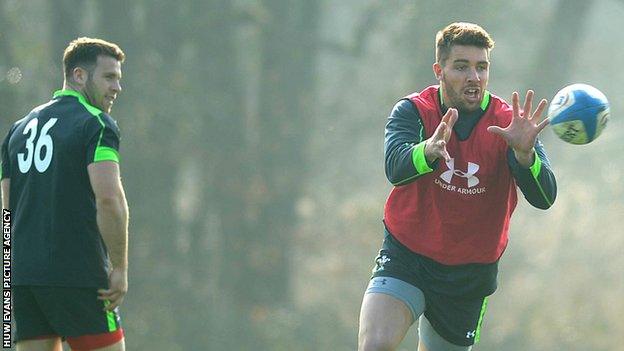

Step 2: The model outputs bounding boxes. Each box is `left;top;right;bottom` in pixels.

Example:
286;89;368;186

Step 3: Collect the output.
548;84;609;144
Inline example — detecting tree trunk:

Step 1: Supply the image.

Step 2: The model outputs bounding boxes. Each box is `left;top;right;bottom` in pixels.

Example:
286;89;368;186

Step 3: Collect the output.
49;0;83;79
0;3;19;131
531;0;593;97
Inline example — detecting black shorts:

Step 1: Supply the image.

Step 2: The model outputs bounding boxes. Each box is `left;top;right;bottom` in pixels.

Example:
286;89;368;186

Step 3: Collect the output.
370;231;493;346
13;286;123;343
422;290;488;346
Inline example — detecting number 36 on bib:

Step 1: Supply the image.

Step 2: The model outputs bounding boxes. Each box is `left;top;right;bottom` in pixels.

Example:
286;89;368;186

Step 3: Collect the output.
17;118;58;173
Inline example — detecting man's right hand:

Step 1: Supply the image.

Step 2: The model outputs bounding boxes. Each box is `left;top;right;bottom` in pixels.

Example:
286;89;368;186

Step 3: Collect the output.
424;108;458;164
98;267;128;311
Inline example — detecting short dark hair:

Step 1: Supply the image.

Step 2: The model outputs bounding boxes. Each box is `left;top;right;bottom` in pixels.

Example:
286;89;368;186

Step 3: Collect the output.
63;37;125;80
435;22;494;65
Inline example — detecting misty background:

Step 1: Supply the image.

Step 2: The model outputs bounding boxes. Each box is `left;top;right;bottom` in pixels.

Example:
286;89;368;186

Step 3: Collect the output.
1;0;623;350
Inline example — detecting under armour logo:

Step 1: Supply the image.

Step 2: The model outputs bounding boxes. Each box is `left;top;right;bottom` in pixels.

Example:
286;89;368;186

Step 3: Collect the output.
466;330;476;338
440;158;480;188
372;278;388;285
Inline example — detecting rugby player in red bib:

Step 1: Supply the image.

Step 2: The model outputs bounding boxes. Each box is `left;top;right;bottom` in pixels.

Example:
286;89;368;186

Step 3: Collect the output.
358;23;556;351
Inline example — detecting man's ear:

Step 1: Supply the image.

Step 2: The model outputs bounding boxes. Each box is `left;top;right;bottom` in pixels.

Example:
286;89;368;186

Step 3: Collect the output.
71;66;89;85
433;62;443;81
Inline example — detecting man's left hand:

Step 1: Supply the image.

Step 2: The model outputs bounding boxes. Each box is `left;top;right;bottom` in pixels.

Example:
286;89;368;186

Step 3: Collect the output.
487;90;549;167
97;267;128;311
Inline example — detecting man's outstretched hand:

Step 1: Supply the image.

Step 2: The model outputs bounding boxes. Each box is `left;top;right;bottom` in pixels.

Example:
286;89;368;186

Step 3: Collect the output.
487;90;549;167
425;108;458;164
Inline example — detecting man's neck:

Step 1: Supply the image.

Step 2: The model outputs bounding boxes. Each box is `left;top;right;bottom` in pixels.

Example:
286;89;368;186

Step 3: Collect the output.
62;82;85;95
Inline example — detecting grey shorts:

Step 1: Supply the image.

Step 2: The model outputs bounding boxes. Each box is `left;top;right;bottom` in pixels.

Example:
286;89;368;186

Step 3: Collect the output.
366;276;486;350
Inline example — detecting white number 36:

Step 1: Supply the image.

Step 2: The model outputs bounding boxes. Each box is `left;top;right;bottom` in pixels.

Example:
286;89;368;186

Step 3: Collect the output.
17;118;58;173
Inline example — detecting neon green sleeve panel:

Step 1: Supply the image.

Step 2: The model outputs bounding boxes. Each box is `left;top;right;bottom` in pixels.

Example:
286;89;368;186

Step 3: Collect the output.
529;151;542;179
94;146;120;163
529;151;553;207
93;113;120;163
411;141;434;174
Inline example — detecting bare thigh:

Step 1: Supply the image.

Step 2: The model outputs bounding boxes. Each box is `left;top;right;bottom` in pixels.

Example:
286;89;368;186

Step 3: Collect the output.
358;293;414;351
16;337;63;351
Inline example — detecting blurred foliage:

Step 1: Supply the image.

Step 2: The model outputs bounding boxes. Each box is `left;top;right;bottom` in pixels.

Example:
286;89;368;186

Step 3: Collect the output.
1;0;623;350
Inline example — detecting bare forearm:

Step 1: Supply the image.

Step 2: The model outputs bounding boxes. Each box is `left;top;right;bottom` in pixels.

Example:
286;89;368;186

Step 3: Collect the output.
1;179;9;210
97;191;129;269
